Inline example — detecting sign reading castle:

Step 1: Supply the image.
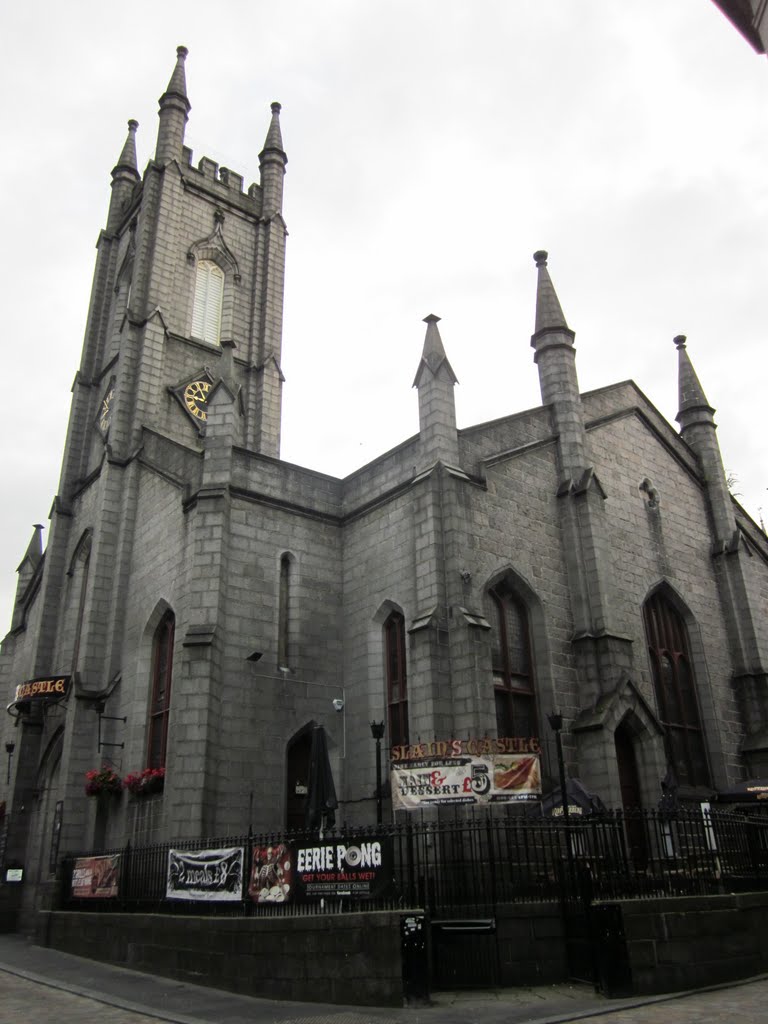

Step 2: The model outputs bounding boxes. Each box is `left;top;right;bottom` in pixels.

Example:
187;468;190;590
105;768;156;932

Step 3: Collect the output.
11;676;71;710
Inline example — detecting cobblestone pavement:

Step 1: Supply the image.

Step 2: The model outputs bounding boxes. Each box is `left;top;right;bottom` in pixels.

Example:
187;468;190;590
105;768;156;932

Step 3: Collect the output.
2;934;768;1024
0;971;161;1024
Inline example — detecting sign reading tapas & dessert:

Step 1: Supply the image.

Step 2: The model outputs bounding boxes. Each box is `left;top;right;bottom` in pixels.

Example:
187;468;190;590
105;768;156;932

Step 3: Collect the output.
391;736;542;810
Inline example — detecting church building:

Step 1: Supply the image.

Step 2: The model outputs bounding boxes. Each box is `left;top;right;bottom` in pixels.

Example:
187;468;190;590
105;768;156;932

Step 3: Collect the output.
2;47;768;922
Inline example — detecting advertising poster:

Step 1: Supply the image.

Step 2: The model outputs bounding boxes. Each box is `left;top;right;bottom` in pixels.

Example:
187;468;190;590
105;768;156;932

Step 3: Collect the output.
71;854;120;898
166;846;243;901
249;843;294;904
391;737;542;811
292;836;393;900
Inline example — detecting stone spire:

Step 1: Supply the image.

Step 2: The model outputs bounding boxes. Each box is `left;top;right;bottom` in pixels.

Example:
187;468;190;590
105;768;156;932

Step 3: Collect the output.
529;251;586;482
413;315;459;467
675;334;713;420
17;524;44;574
413;314;458;388
12;524;44;629
533;249;570;335
155;46;191;164
259;102;287;216
107;119;140;230
674;335;736;546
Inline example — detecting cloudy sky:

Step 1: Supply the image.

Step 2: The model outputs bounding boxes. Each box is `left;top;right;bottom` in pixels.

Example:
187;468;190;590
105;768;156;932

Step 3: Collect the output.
0;1;766;634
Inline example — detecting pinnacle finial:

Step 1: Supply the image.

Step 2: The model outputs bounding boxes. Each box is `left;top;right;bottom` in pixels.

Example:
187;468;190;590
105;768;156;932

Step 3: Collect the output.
162;45;190;102
532;249;569;335
674;335;687;350
112;119;140;179
261;101;285;156
413;314;458;387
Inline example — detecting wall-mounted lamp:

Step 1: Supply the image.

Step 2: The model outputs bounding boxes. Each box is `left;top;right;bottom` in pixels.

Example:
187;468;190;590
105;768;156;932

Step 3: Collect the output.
5;741;15;785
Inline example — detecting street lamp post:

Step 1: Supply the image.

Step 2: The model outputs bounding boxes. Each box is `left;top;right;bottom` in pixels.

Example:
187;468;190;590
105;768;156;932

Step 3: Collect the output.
547;711;575;888
5;742;15;786
370;721;385;825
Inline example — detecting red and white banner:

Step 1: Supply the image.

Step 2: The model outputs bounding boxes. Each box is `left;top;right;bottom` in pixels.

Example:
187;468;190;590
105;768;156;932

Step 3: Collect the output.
392;753;541;810
71;854;120;898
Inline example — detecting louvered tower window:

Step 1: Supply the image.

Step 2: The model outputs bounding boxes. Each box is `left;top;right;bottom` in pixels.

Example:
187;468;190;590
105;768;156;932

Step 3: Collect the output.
191;260;224;344
489;586;537;737
643;592;710;788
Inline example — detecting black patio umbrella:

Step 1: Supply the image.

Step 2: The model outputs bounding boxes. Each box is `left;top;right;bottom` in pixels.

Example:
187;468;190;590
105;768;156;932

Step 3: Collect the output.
305;724;338;831
715;779;768;804
535;777;606;817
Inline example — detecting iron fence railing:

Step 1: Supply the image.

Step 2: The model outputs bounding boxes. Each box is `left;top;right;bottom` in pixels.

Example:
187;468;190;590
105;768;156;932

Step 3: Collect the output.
59;806;768;917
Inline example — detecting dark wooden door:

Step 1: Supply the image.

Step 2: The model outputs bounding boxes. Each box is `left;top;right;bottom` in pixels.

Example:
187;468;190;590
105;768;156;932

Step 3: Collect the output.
615;725;648;868
285;731;312;830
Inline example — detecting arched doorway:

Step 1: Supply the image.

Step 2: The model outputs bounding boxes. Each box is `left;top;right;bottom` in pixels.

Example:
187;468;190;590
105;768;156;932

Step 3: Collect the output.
285;725;314;830
614;722;648;868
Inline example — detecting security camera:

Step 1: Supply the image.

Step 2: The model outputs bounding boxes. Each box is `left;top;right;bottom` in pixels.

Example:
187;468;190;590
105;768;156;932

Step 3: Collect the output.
332;698;344;712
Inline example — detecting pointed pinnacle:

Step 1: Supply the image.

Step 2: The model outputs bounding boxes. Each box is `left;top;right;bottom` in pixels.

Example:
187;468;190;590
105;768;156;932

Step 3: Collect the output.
413;314;458;387
112;119;140;179
19;524;44;570
261;101;285;156
160;45;191;112
675;333;711;413
533;249;569;334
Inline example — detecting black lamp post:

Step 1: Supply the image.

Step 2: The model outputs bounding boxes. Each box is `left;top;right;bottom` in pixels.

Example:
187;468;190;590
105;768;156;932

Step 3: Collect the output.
370;721;385;825
5;742;15;785
546;712;569;826
547;711;575;887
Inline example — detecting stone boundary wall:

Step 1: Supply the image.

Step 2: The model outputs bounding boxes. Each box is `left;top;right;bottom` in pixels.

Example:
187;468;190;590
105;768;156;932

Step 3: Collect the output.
601;892;768;996
36;909;406;1006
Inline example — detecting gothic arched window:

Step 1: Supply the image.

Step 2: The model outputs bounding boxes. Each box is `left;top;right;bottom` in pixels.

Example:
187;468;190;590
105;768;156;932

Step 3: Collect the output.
148;610;175;769
385;612;409;747
643;592;710;788
191;260;224;344
489;585;537;738
278;553;292;670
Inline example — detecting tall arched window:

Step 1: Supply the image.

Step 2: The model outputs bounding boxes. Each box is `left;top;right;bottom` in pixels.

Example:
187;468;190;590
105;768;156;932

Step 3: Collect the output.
385;612;409;747
278;553;291;670
643;591;710;788
489;584;537;737
191;260;224;344
69;533;92;675
148;610;175;770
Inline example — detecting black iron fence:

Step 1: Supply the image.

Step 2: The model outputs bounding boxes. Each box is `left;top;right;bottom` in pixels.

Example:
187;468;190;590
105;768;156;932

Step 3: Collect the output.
59;806;768;917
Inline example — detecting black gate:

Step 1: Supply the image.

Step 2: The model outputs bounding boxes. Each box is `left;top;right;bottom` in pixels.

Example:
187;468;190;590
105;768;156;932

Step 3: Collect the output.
430;918;498;989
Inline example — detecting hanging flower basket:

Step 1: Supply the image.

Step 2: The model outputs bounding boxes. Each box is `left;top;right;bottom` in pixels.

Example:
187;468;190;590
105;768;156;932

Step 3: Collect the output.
84;765;122;798
123;767;165;797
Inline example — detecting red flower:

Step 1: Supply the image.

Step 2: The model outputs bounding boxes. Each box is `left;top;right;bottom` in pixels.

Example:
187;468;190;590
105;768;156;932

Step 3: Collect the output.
123;767;165;796
84;765;122;797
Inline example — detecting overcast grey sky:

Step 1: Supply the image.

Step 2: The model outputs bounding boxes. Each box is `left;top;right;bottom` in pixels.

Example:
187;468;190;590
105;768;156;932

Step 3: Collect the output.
0;1;766;638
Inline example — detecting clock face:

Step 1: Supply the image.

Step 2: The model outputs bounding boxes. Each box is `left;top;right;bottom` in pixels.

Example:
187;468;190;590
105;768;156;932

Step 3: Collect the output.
98;384;115;435
183;379;211;421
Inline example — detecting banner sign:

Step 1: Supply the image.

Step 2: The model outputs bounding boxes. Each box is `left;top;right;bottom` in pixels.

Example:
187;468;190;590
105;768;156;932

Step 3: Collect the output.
392;743;541;811
12;675;71;707
249;843;293;904
292;837;393;900
166;846;243;901
390;736;540;762
72;854;120;898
